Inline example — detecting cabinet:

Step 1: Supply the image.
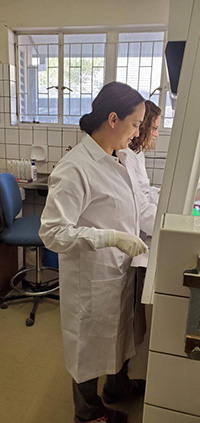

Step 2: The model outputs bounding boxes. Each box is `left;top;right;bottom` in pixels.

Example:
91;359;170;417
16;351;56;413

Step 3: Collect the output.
0;243;18;296
143;214;200;422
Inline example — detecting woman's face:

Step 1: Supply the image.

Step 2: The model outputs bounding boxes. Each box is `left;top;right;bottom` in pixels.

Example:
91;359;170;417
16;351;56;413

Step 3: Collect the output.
151;115;161;140
113;102;145;150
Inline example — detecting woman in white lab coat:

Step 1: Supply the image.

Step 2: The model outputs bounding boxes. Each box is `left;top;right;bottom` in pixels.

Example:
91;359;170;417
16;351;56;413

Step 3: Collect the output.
129;100;162;207
127;100;161;346
39;82;149;423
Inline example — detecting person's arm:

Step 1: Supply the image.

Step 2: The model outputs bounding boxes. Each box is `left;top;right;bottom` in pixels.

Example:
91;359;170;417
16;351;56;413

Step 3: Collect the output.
132;151;161;209
125;150;157;237
149;186;160;205
39;160;147;257
138;152;161;205
135;152;150;192
139;189;157;236
39;161;108;253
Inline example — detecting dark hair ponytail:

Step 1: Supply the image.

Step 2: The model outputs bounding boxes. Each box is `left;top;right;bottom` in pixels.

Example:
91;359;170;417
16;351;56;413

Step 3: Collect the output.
79;81;144;135
79;113;94;136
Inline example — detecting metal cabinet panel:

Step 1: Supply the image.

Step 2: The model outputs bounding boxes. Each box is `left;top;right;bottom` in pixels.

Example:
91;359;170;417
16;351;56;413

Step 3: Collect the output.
145;351;200;416
143;405;200;423
155;227;200;297
150;294;189;357
0;243;18;296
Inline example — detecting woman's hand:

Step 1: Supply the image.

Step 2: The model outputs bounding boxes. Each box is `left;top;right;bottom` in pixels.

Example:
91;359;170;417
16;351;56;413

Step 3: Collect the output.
108;230;148;257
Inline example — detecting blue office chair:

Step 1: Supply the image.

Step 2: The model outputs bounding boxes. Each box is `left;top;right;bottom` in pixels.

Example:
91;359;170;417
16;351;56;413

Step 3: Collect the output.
0;173;59;326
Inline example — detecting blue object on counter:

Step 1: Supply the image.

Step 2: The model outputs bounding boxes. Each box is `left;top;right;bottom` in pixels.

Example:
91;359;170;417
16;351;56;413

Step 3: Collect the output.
42;247;59;269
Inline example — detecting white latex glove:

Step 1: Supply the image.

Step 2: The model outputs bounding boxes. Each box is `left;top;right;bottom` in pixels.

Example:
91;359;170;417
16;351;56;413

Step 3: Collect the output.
108;229;148;258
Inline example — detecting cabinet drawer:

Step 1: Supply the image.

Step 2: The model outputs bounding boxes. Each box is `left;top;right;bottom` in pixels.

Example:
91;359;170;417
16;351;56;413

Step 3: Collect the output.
145;351;200;416
143;404;200;423
155;229;200;297
150;293;189;357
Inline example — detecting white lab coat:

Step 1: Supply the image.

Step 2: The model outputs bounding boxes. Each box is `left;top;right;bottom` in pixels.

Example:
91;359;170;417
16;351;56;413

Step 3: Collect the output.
118;149;157;237
39;134;154;383
120;148;157;267
123;149;159;267
128;150;160;206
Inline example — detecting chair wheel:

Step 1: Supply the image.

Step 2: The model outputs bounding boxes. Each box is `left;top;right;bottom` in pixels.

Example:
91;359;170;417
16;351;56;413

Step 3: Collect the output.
0;301;8;309
26;318;34;326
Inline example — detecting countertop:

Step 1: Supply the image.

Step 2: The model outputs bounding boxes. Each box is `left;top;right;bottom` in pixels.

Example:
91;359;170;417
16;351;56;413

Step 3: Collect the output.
18;174;49;190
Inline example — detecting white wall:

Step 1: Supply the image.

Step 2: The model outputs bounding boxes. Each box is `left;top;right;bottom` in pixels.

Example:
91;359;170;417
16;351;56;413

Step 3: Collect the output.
1;0;169;29
0;0;170;179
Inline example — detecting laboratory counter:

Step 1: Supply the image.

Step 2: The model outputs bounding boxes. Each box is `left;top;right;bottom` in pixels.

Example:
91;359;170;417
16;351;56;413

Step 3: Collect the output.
18;174;49;191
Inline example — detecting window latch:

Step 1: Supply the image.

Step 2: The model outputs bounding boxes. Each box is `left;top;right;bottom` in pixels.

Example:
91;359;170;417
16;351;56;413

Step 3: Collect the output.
61;86;73;92
150;87;162;97
46;86;59;90
46;86;73;92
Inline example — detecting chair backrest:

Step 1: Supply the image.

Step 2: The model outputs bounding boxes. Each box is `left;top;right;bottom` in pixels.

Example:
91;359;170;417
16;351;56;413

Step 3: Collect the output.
0;173;22;228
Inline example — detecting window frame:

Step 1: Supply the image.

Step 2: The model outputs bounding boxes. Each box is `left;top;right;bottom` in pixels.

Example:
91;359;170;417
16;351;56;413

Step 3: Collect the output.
15;25;170;133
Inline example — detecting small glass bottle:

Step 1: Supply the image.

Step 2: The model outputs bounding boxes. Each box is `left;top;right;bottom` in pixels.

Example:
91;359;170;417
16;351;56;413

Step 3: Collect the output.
31;160;37;181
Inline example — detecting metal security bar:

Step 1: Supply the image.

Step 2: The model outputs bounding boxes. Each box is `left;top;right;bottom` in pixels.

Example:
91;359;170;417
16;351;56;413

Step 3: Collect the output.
16;29;172;129
17;34;59;124
63;34;106;125
116;32;164;107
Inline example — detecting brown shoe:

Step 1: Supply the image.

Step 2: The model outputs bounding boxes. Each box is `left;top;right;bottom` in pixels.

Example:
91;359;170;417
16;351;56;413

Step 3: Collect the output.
102;379;146;404
74;406;128;422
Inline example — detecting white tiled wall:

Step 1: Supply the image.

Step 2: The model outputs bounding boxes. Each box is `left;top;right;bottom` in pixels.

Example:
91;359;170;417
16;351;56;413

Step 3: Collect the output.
0;128;5;142
33;129;47;145
22;188;47;217
48;129;62;146
0;63;82;176
19;129;33;145
144;132;170;187
0;62;171;186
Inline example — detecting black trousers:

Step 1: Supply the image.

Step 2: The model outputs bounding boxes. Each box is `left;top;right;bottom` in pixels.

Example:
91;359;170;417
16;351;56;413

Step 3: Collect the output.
133;267;147;346
73;360;130;421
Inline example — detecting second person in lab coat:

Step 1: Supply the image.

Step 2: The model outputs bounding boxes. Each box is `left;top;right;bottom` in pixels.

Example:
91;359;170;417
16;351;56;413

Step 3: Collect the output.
129;100;162;206
39;81;150;423
127;100;161;345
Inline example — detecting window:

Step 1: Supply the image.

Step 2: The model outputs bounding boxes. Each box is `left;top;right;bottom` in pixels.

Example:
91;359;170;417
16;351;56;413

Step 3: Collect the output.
116;31;174;129
16;29;171;129
63;34;106;124
116;32;164;106
18;34;59;123
17;33;106;125
163;91;174;128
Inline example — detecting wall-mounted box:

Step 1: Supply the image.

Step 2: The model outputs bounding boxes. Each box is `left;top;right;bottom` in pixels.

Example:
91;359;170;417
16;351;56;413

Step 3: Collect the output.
30;145;48;162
